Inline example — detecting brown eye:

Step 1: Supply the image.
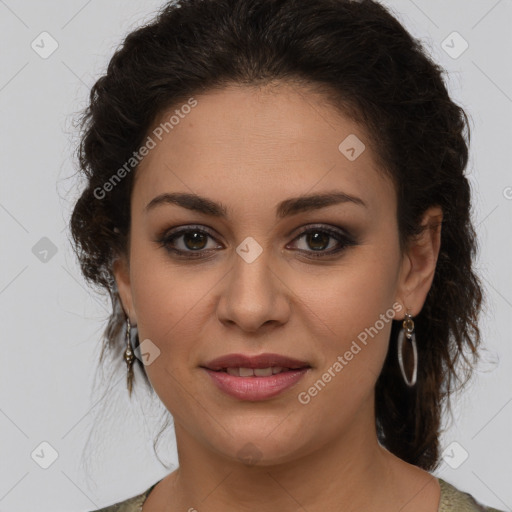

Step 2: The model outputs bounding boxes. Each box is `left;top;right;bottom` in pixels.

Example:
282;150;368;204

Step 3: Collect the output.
287;225;357;258
158;225;221;258
157;224;357;260
304;231;331;251
182;231;208;250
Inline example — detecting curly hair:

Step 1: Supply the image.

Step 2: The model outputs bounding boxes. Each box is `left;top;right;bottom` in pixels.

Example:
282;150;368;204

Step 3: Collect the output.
69;0;484;472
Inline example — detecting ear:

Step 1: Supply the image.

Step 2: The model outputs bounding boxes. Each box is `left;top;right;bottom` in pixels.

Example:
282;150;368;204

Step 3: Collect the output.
395;205;443;319
112;253;137;325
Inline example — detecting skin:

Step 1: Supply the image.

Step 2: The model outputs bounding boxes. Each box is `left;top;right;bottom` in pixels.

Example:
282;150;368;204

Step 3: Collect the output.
113;81;443;512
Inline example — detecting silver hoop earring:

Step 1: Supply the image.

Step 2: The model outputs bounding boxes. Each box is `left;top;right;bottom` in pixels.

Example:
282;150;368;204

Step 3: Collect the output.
397;311;418;387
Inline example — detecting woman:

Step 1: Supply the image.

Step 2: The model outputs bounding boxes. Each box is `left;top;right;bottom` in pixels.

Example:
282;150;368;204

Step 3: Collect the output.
69;0;505;510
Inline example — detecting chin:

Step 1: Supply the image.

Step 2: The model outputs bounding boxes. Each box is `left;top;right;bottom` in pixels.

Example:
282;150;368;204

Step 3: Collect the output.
207;425;313;467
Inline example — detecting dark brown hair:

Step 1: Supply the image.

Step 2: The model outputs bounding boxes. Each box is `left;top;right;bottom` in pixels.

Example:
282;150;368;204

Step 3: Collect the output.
69;0;484;471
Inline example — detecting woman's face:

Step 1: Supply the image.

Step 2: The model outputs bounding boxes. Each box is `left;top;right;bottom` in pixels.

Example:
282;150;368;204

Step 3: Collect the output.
114;82;434;465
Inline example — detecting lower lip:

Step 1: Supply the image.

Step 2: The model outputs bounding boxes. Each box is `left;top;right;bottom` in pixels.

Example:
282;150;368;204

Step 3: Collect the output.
202;368;310;401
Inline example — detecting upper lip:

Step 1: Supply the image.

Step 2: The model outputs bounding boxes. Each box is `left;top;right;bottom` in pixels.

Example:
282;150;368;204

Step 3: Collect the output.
202;353;311;371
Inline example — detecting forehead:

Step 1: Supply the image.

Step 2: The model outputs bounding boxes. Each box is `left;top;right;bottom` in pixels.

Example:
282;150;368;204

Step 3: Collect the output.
132;82;395;218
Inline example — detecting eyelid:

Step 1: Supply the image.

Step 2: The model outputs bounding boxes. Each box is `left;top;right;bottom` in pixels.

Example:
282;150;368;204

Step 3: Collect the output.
159;223;353;241
156;223;219;243
290;223;354;240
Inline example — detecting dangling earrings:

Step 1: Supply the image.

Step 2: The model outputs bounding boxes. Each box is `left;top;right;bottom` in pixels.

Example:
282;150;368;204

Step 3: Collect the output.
124;317;137;395
397;310;418;387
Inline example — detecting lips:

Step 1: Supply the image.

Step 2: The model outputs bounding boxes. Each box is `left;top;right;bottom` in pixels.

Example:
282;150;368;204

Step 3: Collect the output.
202;353;311;372
200;353;311;401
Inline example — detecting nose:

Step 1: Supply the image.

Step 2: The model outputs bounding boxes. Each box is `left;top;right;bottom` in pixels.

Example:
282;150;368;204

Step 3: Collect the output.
215;246;291;333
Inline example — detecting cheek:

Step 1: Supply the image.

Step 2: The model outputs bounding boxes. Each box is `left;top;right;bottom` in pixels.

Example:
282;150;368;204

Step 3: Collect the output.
128;248;205;419
298;247;398;336
297;246;399;386
129;233;214;340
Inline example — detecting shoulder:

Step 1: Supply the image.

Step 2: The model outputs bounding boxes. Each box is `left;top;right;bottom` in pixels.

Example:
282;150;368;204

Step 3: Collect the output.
438;478;506;512
88;481;159;512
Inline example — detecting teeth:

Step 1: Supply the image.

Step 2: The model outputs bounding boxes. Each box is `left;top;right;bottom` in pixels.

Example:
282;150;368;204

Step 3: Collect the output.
254;367;273;377
223;366;289;376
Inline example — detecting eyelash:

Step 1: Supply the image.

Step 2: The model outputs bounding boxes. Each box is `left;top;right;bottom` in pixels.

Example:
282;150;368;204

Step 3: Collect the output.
156;224;357;260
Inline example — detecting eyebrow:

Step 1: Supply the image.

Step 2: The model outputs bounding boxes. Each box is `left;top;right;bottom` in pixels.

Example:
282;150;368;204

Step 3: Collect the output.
144;191;367;218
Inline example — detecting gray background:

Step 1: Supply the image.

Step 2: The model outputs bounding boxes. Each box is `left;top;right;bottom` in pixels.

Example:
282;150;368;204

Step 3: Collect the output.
0;1;511;511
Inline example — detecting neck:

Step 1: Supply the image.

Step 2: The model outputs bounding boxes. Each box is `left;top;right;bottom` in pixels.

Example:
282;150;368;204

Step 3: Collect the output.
166;396;404;512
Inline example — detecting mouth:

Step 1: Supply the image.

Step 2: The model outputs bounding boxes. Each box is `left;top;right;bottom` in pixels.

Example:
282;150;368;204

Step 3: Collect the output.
201;352;311;372
200;353;312;401
209;366;305;377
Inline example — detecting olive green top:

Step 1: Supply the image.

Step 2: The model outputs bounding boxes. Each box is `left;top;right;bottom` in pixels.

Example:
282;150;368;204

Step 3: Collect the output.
90;477;506;512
